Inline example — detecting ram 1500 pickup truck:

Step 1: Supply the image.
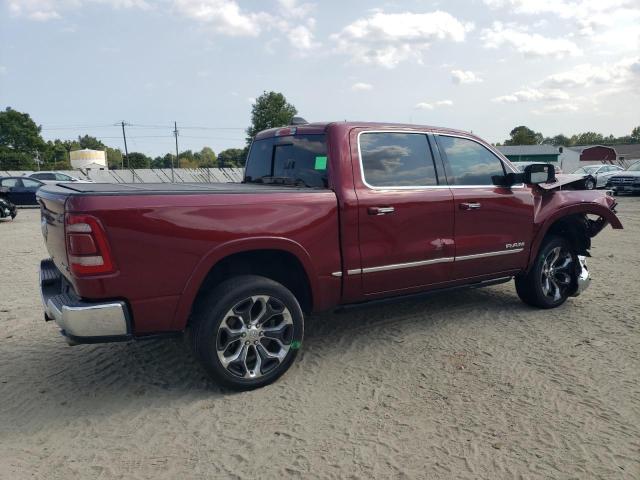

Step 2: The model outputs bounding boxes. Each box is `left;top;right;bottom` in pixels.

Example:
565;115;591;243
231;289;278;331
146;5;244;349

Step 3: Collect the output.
37;122;623;389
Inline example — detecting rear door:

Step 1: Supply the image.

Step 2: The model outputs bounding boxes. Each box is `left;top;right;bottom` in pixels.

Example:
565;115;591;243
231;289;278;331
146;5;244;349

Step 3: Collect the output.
354;130;455;295
21;178;43;205
434;134;534;280
1;178;26;205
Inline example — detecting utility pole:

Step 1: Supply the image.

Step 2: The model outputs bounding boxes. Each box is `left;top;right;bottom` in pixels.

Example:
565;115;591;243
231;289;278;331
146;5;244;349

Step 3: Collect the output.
172;121;178;183
120;121;129;170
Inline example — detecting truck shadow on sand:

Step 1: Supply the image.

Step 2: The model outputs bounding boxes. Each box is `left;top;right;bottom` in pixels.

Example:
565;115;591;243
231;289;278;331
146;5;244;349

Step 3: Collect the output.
3;286;527;427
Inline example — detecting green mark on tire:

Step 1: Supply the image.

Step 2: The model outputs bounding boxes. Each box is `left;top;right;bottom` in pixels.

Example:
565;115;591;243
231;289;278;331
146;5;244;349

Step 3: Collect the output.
290;340;302;350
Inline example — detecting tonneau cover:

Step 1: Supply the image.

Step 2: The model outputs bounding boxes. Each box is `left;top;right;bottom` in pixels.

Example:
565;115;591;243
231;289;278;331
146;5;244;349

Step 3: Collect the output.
41;182;321;196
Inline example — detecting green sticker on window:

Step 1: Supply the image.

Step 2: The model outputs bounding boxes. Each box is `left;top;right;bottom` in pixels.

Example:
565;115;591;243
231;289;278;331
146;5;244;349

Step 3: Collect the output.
314;156;327;170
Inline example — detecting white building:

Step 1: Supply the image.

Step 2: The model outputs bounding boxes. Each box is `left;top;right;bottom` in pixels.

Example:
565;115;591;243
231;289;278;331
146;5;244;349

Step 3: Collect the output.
70;149;107;170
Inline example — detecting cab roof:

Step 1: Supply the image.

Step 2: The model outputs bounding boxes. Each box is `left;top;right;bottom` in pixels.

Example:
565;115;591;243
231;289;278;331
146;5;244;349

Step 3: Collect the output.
254;121;477;141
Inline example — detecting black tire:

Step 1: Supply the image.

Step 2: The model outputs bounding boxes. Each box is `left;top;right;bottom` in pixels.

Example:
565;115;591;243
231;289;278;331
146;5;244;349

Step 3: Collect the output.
190;275;303;390
515;235;577;309
584;178;596;190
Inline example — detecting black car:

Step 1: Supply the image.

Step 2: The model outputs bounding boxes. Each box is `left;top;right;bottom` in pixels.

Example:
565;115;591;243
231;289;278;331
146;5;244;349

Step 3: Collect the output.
0;176;45;205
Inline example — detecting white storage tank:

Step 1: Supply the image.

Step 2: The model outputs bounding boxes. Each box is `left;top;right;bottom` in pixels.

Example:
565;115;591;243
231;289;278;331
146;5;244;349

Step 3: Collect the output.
70;149;107;170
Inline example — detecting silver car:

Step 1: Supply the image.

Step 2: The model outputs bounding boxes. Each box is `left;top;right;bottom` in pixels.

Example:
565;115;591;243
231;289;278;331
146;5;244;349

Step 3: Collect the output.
572;164;624;189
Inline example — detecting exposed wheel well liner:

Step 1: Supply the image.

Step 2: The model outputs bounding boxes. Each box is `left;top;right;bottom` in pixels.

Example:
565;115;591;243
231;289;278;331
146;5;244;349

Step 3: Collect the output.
546;214;592;257
192;250;313;319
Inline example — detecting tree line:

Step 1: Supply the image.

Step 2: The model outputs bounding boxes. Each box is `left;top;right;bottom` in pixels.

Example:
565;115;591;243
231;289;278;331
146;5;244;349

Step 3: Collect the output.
500;125;640;146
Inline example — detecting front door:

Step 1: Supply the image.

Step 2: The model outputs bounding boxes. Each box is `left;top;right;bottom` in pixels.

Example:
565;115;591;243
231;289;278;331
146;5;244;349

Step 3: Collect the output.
434;134;534;280
354;131;455;295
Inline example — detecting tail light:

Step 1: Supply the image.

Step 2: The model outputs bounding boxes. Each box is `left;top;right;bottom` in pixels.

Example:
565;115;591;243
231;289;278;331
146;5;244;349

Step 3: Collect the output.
65;214;115;275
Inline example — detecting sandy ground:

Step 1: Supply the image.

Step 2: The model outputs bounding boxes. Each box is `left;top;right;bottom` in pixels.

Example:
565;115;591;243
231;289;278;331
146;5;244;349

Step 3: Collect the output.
0;199;639;480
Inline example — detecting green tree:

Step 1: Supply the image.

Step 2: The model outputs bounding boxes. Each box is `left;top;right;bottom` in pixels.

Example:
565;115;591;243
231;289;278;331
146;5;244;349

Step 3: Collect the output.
218;148;247;167
126;152;151;169
542;134;570;146
77;134;105;150
246;91;297;144
198;146;217;167
504;126;543;145
631;126;640;142
570;132;604;145
0;107;46;169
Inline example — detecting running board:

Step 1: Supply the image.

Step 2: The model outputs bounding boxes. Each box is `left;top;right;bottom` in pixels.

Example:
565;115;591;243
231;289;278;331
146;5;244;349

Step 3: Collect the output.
335;276;513;312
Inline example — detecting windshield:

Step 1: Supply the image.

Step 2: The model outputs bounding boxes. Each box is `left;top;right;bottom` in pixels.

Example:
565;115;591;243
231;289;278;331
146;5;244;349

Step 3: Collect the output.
574;166;599;174
628;161;640;172
244;134;328;188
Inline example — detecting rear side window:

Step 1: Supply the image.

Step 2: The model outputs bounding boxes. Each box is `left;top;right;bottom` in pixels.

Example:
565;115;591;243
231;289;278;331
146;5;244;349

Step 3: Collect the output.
438;136;505;186
32;173;55;180
359;132;438;187
1;178;20;188
244;134;328;188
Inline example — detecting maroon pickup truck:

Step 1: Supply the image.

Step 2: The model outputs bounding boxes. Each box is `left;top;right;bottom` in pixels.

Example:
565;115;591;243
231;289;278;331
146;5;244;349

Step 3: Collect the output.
37;122;623;389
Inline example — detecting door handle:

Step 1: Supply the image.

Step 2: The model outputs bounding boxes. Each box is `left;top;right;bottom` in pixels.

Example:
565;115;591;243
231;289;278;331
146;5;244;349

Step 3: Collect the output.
368;206;395;216
459;202;481;210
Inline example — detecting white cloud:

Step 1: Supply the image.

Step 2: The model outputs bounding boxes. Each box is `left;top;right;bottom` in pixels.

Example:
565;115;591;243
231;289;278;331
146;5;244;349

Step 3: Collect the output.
0;66;6;75
286;24;318;50
532;103;579;114
493;88;569;103
173;0;268;36
415;99;453;110
351;82;373;92
331;10;474;68
451;69;482;84
482;22;581;58
540;57;640;92
7;0;150;21
483;1;640;52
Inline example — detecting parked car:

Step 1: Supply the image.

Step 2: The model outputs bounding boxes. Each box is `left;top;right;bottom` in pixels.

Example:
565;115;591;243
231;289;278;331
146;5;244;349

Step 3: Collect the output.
37;121;622;390
606;161;640;195
29;171;93;184
573;164;624;189
0;194;17;220
0;176;45;206
513;161;563;175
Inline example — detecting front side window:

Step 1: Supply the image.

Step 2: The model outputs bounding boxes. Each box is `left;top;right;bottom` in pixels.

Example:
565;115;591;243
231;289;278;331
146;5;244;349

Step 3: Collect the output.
244;134;328;188
22;179;42;189
359;132;437;187
438;136;505;186
55;173;72;181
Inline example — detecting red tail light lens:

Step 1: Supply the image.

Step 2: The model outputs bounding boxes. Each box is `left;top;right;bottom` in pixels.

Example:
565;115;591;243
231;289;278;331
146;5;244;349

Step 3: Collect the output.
65;214;115;276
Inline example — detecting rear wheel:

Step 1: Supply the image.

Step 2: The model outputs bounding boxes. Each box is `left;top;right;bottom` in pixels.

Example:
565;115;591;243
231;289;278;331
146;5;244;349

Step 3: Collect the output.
190;275;303;390
515;236;577;309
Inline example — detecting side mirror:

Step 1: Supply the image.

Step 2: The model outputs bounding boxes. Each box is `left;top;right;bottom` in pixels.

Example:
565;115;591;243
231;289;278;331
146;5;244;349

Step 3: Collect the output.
523;163;555;185
492;172;524;187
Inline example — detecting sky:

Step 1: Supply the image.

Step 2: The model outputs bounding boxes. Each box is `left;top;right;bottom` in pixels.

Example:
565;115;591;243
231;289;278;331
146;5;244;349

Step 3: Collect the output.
1;0;639;156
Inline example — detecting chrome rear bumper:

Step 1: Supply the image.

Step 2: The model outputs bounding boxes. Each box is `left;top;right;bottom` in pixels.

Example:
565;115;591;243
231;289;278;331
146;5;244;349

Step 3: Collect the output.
40;259;131;345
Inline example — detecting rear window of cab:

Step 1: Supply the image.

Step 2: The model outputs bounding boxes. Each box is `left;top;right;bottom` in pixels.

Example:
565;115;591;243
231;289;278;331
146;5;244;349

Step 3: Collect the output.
244;134;329;188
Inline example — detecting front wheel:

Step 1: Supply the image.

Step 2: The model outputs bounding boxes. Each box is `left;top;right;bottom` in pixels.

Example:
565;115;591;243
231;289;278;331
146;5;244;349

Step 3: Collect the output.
584;178;596;190
515;236;577;309
190;275;303;390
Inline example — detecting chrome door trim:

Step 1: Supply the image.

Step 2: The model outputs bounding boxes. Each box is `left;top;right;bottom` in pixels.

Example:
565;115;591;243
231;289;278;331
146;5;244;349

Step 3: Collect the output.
455;248;524;262
362;256;454;274
348;248;524;275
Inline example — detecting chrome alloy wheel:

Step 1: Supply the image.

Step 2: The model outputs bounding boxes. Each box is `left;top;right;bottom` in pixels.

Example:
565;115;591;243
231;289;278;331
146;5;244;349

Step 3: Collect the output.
216;295;294;379
540;246;574;301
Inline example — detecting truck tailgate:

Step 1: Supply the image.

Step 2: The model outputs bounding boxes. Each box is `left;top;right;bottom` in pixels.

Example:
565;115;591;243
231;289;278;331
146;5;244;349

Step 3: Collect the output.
38;189;69;278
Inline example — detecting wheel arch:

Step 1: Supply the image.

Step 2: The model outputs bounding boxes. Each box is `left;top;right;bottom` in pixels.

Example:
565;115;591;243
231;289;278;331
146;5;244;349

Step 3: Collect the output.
526;203;622;273
171;237;317;330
